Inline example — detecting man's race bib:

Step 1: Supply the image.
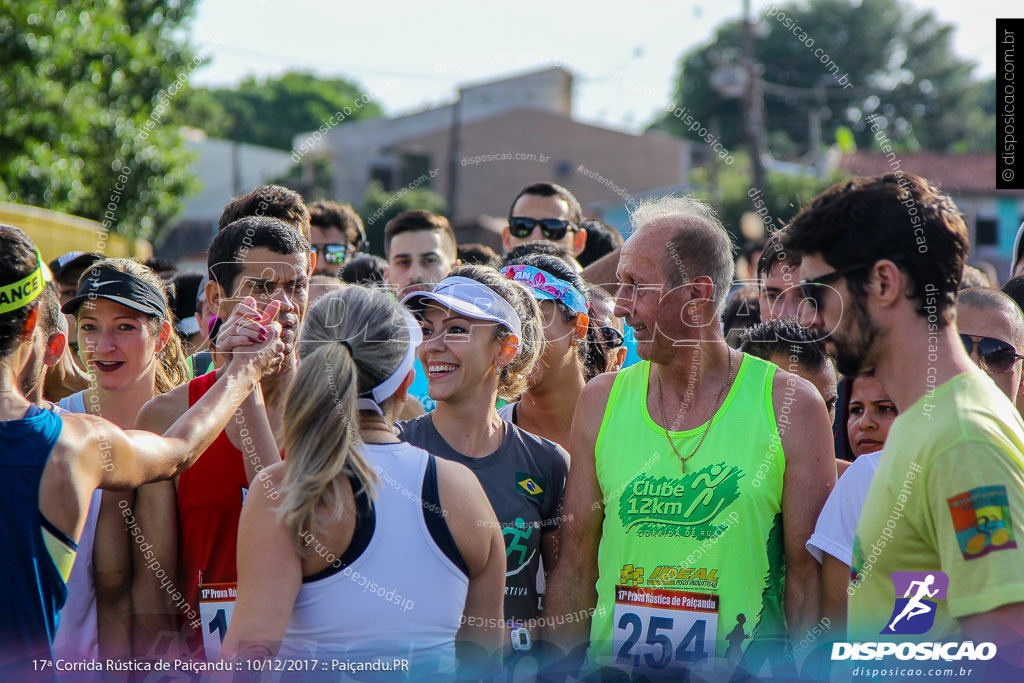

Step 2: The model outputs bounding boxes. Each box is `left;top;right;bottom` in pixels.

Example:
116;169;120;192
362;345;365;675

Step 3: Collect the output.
198;581;237;660
611;585;718;677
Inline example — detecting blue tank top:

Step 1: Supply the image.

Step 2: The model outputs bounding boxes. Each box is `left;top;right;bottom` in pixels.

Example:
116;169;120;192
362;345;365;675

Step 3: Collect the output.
0;405;72;666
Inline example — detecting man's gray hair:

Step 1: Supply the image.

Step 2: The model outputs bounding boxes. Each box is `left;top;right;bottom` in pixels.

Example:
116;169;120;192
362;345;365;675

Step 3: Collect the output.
957;287;1024;350
629;195;735;316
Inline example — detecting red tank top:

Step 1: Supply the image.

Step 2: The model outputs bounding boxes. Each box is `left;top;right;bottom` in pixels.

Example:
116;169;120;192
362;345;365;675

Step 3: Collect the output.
177;371;247;652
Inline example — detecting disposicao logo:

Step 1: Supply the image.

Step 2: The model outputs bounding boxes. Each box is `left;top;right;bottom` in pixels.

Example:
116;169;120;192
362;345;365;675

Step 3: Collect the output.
882;571;948;635
832;571;996;662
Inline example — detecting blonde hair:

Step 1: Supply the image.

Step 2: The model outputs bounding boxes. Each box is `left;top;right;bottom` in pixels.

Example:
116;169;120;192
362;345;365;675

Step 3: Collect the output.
77;258;188;394
447;264;543;400
278;287;418;554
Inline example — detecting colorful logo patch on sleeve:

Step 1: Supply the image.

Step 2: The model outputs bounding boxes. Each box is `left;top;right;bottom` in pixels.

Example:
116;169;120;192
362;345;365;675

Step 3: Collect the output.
516;472;546;501
947;486;1018;561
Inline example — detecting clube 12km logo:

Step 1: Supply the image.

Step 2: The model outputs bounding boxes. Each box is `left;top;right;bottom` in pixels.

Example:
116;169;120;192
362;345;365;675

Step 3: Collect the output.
831;572;996;662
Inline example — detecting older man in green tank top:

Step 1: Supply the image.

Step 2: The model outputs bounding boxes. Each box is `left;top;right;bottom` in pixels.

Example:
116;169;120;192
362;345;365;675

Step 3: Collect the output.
545;196;835;679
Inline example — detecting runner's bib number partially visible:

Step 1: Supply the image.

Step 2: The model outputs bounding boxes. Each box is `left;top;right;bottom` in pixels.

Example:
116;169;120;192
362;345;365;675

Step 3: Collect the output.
612;585;718;677
198;581;237;660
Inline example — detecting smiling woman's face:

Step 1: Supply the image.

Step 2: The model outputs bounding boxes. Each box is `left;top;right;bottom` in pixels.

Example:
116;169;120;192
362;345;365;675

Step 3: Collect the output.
77;298;162;392
417;302;503;403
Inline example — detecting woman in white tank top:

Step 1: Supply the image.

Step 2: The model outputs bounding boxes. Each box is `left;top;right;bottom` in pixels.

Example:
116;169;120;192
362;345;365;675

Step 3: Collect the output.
222;288;505;677
54;259;190;660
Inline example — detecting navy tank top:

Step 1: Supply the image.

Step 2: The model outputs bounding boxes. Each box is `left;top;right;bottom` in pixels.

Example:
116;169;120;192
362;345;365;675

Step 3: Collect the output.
0;405;72;667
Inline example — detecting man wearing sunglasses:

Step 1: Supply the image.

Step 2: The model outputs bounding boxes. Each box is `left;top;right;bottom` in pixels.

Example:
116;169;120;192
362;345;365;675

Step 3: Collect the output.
785;173;1024;671
308;200;365;276
503;181;587;258
957;287;1024;406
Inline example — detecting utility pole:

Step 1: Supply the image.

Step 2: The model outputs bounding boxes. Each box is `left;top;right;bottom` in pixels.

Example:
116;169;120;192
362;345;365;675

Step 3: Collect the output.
742;0;766;210
446;89;462;221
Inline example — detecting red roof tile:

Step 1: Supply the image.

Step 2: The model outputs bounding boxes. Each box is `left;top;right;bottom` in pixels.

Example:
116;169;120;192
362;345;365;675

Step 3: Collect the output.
837;151;1010;195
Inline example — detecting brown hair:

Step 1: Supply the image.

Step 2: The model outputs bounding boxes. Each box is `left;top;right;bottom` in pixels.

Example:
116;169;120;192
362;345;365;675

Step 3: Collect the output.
218;185;311;242
383;210;456;260
308;200;365;250
785;173;967;327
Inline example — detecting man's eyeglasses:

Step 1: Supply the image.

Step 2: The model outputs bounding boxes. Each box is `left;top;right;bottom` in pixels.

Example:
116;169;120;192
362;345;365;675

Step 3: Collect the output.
960;334;1024;374
311;243;355;265
508;217;576;241
798;262;877;310
597;325;624;349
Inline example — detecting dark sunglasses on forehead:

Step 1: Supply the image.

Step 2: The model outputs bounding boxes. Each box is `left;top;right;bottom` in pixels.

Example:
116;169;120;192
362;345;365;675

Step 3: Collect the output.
508;217;576;241
960;334;1024;374
310;243;355;265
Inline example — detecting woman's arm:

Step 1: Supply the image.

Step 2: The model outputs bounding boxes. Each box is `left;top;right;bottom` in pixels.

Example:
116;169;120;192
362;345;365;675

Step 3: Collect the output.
220;464;302;660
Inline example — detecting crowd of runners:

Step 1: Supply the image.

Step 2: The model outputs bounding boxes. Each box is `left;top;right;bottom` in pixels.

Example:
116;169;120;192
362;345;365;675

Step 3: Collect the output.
2;174;1023;681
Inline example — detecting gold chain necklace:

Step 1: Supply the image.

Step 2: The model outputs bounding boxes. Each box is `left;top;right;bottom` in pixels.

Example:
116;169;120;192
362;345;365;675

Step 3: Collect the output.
656;349;734;472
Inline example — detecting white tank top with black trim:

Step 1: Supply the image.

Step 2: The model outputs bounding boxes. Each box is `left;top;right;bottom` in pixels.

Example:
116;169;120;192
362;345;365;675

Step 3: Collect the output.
278;442;469;676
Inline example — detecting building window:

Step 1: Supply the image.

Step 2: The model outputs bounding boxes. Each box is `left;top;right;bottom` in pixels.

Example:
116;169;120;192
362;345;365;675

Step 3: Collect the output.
976;217;997;246
370;165;393;192
400;153;432;188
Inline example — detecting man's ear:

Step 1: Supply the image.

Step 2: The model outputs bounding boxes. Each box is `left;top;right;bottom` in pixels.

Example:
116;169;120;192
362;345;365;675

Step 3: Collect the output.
573;227;588;257
206;279;228;318
502;226;513;254
873;259;904;307
308;251;317;275
44;331;66;367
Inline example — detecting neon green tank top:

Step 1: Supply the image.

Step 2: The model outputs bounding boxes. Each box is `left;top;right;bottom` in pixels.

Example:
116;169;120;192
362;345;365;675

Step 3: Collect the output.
587;354;788;676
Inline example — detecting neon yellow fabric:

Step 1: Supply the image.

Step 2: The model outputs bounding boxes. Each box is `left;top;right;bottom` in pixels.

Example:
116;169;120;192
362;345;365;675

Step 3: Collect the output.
588;354;789;670
849;370;1024;640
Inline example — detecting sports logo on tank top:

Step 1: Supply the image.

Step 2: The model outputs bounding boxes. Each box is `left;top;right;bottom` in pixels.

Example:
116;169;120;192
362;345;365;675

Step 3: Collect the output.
618;463;743;538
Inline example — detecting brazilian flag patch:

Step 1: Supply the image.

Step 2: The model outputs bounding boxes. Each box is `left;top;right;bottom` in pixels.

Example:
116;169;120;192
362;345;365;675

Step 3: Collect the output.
516;472;546;501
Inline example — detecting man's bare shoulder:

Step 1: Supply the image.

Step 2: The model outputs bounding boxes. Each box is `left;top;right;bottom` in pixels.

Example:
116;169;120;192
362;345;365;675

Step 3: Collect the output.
136;381;192;433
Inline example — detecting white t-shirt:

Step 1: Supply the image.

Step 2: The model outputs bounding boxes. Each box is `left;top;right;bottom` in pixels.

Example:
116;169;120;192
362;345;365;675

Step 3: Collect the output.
806;450;883;566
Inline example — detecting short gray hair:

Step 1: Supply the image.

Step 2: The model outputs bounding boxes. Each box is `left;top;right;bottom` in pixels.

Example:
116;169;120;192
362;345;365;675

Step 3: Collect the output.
957;287;1024;349
629;195;735;315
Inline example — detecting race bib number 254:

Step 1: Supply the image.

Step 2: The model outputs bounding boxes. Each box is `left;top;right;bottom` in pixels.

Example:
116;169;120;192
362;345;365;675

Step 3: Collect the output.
612;585;718;676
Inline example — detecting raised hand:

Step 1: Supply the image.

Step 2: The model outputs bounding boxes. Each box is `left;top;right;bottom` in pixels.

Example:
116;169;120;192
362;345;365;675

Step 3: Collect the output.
223;297;285;379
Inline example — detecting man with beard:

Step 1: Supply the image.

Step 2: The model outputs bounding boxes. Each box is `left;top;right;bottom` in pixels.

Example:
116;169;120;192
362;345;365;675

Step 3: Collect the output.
133;217;310;658
785;174;1024;668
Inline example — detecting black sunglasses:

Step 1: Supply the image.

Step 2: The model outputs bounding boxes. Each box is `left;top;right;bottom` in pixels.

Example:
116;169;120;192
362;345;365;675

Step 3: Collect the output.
798;262;878;310
311;243;355;265
508;217;575;241
598;325;624;349
960;334;1024;374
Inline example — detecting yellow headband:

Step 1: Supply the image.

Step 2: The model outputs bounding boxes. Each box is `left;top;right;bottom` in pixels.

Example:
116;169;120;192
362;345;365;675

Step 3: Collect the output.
0;252;53;315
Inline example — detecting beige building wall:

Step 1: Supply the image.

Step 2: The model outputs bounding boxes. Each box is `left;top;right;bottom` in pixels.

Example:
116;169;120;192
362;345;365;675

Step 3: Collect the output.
392;108;688;222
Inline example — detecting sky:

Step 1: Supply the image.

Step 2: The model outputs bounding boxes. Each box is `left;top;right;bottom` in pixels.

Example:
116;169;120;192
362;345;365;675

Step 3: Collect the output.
188;0;1000;134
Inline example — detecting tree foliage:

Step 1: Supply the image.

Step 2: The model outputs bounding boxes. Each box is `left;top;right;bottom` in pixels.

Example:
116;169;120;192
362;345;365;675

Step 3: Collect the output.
690;152;844;249
0;0;201;243
653;0;985;155
171;72;383;150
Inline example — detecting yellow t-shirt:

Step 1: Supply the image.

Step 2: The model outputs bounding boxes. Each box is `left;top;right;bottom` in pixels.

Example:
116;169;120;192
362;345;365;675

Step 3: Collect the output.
848;370;1024;640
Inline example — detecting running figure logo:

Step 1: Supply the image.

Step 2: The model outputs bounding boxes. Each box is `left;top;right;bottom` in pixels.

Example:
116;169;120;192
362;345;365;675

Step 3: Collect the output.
882;571;949;635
